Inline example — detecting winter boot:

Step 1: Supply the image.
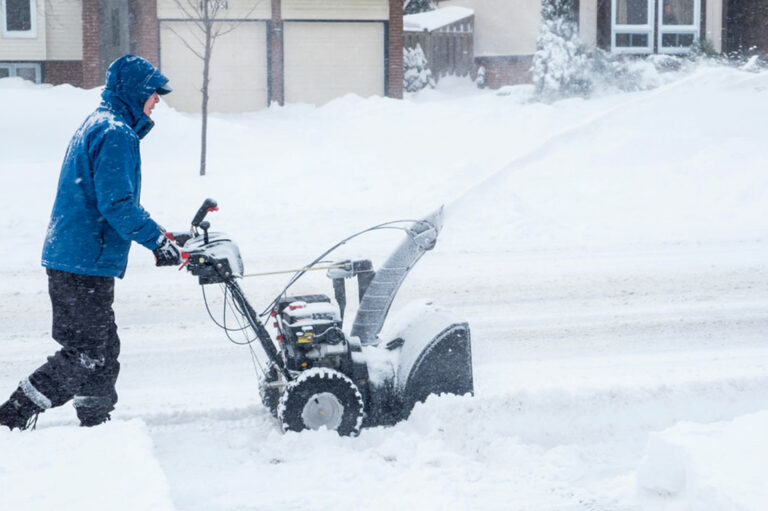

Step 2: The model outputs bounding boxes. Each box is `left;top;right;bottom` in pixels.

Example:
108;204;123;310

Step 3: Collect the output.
73;395;115;427
0;387;43;431
76;407;111;427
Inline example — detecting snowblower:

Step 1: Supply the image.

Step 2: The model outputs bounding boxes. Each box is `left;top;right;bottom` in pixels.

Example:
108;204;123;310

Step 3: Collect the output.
174;199;473;436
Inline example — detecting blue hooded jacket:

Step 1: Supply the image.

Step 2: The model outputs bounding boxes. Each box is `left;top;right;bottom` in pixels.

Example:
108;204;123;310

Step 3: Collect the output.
41;55;170;278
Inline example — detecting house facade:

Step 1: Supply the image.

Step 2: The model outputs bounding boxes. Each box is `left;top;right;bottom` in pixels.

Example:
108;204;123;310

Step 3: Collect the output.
581;0;725;54
0;0;83;84
2;0;766;97
0;0;404;112
438;0;768;88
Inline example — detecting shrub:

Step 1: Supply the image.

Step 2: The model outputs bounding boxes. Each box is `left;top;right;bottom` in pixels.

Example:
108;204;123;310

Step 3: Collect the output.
404;44;436;92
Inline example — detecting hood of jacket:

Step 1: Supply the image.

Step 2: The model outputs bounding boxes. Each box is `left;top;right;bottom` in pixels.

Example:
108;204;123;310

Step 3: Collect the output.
100;55;170;140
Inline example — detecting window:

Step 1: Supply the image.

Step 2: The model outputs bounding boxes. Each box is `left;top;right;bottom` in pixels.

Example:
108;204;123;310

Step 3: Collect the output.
658;0;700;54
2;0;36;38
0;62;41;83
612;0;654;53
611;0;700;54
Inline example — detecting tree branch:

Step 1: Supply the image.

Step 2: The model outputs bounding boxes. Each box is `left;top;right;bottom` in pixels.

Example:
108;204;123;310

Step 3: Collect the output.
211;0;265;39
164;24;205;60
172;0;206;32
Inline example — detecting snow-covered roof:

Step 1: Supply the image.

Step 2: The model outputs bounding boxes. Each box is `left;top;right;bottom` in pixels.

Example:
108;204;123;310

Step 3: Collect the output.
403;6;474;32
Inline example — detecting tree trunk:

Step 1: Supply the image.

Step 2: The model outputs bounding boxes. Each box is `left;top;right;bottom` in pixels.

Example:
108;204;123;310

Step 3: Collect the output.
200;2;212;177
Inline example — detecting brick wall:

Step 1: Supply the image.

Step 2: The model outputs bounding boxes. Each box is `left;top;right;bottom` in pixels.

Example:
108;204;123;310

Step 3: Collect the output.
270;0;285;105
388;0;403;99
45;61;85;87
130;0;160;66
82;0;101;88
475;55;534;89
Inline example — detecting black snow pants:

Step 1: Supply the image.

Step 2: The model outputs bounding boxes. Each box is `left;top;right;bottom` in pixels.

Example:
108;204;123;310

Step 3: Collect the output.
25;269;120;423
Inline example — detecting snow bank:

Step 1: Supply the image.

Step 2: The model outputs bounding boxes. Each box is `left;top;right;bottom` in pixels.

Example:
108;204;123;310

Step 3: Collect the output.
637;411;768;510
448;67;768;249
404;6;474;32
0;419;175;511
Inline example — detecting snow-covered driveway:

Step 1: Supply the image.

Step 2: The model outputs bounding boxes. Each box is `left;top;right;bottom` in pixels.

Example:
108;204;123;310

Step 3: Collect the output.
1;66;767;510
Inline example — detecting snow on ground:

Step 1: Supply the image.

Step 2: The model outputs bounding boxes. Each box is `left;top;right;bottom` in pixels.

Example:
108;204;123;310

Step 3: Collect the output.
638;411;768;510
0;419;174;510
1;63;767;510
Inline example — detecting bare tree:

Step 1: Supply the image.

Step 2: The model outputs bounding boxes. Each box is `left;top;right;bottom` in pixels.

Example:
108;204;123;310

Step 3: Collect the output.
166;0;262;176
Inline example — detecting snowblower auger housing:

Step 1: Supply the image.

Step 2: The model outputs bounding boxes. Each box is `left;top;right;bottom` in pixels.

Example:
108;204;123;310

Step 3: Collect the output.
179;199;473;435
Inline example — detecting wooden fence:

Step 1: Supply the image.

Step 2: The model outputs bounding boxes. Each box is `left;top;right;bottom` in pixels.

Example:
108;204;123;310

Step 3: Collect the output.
404;15;475;80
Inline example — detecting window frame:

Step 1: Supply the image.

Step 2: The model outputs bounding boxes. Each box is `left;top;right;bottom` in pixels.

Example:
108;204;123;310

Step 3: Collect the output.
0;62;41;83
1;0;37;39
657;0;700;54
611;0;655;54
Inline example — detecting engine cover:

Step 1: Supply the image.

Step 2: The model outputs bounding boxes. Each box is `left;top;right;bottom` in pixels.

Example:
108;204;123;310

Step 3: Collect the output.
278;295;344;346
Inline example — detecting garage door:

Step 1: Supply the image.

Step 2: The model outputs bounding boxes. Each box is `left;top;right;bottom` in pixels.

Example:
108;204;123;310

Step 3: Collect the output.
284;22;385;105
159;21;268;113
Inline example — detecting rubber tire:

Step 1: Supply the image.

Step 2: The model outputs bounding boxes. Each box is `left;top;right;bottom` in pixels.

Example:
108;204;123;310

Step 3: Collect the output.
278;368;364;436
259;365;280;418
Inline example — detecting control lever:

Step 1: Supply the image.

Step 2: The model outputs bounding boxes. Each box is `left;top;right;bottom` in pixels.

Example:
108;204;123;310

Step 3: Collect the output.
191;198;218;228
200;220;211;244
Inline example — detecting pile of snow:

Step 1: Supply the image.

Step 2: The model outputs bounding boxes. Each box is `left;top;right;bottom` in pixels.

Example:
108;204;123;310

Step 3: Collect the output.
638;411;768;510
449;66;768;249
0;420;174;510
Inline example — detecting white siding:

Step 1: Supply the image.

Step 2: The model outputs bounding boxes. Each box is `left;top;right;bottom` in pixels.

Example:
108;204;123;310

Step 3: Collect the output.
282;0;388;20
441;0;541;55
46;0;82;60
159;20;268;113
579;0;598;47
705;0;723;52
283;21;385;105
0;0;46;60
157;0;270;20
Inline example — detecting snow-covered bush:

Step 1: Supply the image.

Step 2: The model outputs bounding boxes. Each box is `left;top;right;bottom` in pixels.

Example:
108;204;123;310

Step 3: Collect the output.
533;0;681;101
404;0;436;15
532;7;593;100
475;66;487;89
404;44;436;92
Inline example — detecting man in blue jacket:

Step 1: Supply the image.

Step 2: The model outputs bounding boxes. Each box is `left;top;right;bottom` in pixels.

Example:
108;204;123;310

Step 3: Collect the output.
0;55;182;430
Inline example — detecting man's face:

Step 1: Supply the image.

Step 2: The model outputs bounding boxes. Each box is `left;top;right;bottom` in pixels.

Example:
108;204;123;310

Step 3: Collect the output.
143;92;160;117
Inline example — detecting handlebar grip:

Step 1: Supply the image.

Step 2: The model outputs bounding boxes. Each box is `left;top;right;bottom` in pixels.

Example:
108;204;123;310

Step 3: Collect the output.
191;198;218;227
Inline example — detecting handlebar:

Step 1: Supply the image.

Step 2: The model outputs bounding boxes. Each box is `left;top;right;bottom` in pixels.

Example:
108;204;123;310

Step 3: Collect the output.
191;198;218;228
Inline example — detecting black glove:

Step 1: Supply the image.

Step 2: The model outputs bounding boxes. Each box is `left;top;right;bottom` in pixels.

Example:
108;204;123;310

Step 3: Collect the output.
153;236;183;266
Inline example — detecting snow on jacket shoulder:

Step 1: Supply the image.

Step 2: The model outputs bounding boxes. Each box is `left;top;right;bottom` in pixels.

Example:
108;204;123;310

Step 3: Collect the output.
41;55;170;278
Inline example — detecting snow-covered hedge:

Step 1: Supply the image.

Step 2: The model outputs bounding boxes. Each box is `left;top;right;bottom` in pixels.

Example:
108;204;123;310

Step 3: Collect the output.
532;0;734;102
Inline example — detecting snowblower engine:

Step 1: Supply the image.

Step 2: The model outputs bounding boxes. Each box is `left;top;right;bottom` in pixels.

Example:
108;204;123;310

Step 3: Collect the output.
275;295;346;371
178;198;474;436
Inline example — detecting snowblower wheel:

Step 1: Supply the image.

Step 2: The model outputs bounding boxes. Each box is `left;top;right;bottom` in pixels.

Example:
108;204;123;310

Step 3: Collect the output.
278;368;364;436
259;364;281;418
